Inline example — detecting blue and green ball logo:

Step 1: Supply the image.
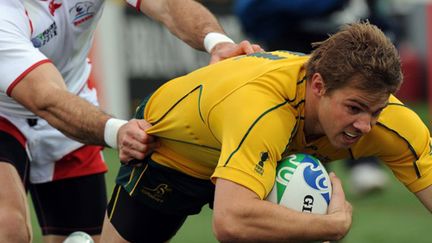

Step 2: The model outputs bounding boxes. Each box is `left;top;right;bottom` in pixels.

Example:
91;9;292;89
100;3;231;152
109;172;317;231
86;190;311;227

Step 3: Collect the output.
274;153;331;205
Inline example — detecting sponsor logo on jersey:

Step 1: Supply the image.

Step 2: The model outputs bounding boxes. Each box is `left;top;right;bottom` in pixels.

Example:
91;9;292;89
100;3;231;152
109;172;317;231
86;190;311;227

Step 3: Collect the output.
255;151;269;175
69;1;95;26
31;22;58;48
140;183;172;203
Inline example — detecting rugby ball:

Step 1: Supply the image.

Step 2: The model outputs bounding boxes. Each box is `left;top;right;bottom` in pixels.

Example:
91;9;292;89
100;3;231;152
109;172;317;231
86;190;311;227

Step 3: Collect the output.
63;231;94;243
266;153;331;214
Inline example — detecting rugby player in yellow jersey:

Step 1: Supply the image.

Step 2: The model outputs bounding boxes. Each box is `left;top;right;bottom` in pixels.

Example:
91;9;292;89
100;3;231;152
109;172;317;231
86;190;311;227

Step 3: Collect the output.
101;22;432;242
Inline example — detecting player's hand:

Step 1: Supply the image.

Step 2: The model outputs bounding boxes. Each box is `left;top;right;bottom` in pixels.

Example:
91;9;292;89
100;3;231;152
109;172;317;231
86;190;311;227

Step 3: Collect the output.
117;119;158;162
327;172;353;240
209;40;264;64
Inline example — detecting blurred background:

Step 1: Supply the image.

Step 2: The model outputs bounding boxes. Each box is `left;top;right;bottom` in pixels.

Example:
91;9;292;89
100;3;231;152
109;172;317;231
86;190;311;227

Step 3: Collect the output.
93;0;432;121
33;0;432;242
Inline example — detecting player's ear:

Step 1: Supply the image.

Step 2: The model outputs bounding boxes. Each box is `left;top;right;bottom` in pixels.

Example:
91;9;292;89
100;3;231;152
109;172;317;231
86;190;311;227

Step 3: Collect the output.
310;73;326;97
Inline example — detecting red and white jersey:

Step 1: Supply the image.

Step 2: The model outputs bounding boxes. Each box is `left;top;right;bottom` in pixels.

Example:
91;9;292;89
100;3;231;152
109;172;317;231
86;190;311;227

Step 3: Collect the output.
0;0;108;183
0;0;104;117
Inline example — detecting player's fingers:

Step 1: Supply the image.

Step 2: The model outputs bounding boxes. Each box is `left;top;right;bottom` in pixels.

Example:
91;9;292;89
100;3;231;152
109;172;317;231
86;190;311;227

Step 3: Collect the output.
127;137;157;154
119;145;146;162
238;40;255;54
252;44;264;52
118;135;156;160
135;118;152;130
119;152;144;163
208;42;236;64
327;173;352;238
329;172;346;201
132;119;156;143
138;140;158;154
345;201;353;214
140;133;156;145
327;172;349;216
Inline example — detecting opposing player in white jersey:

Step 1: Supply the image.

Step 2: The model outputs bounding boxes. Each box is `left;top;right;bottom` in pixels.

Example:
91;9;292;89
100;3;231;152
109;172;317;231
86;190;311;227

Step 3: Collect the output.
0;0;262;242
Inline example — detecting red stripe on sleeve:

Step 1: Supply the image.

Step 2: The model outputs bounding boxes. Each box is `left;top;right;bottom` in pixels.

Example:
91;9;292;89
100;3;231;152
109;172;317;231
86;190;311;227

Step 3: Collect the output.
25;9;33;35
6;59;52;96
136;0;142;11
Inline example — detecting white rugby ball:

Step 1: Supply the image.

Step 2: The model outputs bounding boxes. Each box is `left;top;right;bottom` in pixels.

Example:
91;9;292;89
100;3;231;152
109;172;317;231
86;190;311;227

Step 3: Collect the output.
63;231;94;243
266;153;331;214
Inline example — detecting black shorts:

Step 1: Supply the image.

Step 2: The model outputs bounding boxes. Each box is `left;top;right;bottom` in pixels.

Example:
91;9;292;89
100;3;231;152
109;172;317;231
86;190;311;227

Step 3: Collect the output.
29;173;107;235
107;158;215;242
0;128;107;236
0;130;30;187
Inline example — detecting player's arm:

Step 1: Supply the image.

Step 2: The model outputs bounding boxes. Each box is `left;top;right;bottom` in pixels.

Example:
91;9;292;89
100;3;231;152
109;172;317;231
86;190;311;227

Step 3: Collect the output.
132;0;263;63
415;185;432;212
10;62;156;161
213;173;352;242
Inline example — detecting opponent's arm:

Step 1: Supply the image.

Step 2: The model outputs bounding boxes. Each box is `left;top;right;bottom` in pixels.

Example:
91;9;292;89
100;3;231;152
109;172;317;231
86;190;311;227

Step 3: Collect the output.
136;0;262;62
10;62;155;161
415;185;432;212
213;173;352;242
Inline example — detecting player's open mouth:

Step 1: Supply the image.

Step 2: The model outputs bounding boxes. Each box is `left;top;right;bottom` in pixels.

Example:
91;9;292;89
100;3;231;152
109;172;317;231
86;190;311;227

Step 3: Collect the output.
342;131;360;144
344;131;359;138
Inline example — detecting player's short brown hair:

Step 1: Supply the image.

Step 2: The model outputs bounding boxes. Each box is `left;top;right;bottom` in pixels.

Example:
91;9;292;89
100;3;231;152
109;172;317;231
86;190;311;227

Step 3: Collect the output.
306;22;402;95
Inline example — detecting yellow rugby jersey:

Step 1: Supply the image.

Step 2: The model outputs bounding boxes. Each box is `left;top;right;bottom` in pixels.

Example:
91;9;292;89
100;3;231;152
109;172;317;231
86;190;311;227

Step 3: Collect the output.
142;51;432;199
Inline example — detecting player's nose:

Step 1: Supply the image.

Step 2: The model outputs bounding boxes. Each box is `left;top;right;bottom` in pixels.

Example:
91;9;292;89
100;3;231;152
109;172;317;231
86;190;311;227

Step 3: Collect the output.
353;114;372;134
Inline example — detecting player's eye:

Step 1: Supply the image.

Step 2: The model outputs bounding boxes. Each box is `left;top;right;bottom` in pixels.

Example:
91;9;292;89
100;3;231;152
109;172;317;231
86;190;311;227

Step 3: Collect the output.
347;105;361;114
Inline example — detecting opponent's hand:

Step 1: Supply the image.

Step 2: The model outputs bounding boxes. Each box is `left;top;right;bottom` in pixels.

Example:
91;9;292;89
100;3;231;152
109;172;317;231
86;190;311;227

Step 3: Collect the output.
117;119;158;162
327;172;353;240
209;40;264;64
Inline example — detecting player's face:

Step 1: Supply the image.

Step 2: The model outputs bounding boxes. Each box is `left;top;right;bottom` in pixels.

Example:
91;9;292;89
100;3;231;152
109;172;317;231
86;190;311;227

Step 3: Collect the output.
317;85;389;149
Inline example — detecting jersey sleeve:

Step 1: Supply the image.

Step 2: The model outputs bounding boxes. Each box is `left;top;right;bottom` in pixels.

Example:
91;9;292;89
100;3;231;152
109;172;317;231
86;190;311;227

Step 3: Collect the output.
0;1;49;96
353;98;432;193
210;86;298;199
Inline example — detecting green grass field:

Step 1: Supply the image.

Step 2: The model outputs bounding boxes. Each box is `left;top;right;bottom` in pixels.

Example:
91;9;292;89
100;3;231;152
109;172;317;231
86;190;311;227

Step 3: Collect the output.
30;103;432;243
